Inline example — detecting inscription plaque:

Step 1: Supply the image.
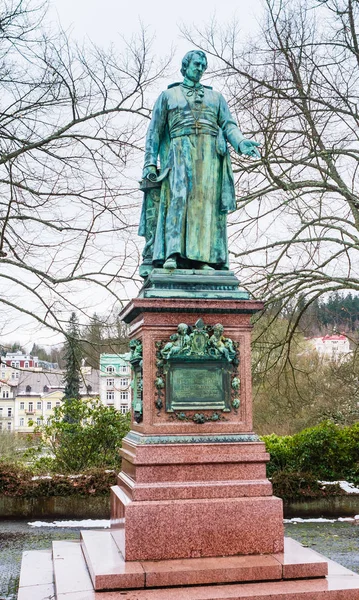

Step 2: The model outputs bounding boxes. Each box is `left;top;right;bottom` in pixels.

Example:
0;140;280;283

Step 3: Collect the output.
166;361;231;412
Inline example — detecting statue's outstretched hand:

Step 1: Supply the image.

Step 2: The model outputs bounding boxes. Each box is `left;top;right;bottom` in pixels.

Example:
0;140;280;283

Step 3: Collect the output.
239;139;261;158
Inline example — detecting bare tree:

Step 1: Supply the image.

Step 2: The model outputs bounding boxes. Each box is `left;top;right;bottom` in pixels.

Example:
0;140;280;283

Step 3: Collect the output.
184;0;359;354
0;0;170;337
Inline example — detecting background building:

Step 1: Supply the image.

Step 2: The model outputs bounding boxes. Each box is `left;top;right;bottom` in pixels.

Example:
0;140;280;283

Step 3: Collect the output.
308;334;351;360
99;353;131;414
0;379;17;431
14;369;99;433
0;351;100;432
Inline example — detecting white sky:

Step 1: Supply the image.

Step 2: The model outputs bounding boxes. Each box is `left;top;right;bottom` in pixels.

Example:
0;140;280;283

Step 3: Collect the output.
2;0;265;350
49;0;264;79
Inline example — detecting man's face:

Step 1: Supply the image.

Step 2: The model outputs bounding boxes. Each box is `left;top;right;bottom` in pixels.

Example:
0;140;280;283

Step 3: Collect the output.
185;55;207;83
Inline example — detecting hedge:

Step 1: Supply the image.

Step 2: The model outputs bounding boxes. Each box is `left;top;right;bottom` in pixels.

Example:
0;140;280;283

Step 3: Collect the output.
0;463;116;498
263;420;359;484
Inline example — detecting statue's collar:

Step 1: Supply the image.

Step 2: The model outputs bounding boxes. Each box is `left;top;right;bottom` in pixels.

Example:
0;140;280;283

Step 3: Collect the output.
182;77;203;89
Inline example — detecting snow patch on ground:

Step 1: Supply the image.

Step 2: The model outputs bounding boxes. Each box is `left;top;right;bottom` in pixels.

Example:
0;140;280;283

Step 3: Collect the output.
28;519;111;528
320;480;359;494
284;516;359;523
284;517;337;524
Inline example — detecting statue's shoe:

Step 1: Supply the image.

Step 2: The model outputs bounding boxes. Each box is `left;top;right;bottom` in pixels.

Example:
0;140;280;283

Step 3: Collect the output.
163;257;177;269
198;263;215;271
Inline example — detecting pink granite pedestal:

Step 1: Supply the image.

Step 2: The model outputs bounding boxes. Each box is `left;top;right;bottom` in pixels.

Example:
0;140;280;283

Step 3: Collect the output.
18;296;359;599
110;297;283;562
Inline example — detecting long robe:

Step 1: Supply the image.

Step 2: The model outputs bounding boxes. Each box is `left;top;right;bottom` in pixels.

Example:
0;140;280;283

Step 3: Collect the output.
139;83;245;267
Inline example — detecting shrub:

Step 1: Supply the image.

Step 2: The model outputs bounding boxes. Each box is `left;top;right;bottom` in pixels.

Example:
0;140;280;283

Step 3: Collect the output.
0;466;116;498
263;420;359;482
35;397;131;473
271;471;343;501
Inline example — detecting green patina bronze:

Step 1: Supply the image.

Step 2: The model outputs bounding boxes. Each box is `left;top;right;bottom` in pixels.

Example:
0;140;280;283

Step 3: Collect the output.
139;50;260;277
167;361;231;412
125;432;260;444
129;339;143;423
154;319;240;418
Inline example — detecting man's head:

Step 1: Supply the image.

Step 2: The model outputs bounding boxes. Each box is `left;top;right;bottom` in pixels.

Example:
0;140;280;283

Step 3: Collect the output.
181;50;207;83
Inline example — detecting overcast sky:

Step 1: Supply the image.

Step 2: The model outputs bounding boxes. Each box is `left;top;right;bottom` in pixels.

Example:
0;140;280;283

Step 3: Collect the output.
49;0;264;80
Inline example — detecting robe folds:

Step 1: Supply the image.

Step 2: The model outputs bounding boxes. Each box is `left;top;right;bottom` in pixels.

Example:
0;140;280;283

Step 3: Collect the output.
139;84;245;267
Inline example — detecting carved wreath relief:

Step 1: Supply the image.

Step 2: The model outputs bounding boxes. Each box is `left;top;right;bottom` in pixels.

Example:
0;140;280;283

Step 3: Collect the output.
155;318;240;424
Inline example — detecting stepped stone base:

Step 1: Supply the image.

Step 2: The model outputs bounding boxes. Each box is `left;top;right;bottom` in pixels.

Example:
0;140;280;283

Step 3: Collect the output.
18;535;359;599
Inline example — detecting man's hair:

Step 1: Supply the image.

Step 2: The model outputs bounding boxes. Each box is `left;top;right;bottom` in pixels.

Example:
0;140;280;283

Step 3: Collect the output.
181;50;207;77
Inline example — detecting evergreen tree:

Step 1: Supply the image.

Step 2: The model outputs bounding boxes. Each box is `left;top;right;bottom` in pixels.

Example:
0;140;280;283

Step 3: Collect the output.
63;312;83;400
82;313;103;369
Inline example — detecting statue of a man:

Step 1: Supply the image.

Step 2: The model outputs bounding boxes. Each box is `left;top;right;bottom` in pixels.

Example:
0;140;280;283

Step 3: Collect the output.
139;50;260;271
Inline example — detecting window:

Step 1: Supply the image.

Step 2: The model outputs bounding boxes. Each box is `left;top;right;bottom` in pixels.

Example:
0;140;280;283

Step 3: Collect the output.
26;385;32;393
15;362;20;368
106;378;114;387
0;407;2;415
24;361;29;368
19;417;24;426
86;385;92;393
2;391;9;398
11;372;15;380
106;365;115;374
43;385;49;393
106;391;114;402
7;407;12;417
120;391;129;401
120;404;129;414
27;419;32;426
55;401;61;407
15;372;19;379
37;401;42;410
120;365;129;374
0;422;2;430
1;371;5;378
36;418;42;426
20;402;25;410
120;378;129;387
28;402;34;412
46;402;52;410
11;361;15;367
7;422;11;431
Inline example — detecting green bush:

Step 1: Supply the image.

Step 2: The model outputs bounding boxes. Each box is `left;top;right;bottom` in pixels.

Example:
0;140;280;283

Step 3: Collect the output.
35;397;131;473
263;420;359;482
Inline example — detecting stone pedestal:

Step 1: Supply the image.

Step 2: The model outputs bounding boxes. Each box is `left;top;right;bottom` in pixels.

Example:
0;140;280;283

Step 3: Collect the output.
110;294;284;562
17;273;359;599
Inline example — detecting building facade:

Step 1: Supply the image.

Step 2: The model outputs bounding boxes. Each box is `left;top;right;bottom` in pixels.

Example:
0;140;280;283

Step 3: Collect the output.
0;351;100;433
99;353;131;414
308;334;351;360
0;379;17;431
3;351;39;369
14;369;100;433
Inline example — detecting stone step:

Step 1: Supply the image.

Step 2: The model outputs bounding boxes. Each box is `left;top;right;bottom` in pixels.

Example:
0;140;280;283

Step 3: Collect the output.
81;532;328;591
55;568;359;599
17;538;359;600
17;548;54;600
81;529;145;591
52;539;93;597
